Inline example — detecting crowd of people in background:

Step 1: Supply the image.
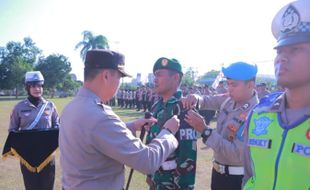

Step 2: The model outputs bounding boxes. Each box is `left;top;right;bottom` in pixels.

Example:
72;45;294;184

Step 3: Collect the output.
106;81;283;127
108;81;282;110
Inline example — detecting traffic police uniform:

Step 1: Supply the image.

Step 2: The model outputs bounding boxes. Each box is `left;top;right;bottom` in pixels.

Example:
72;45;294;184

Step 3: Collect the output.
147;58;198;190
59;50;179;190
243;1;310;189
198;62;258;190
9;71;59;190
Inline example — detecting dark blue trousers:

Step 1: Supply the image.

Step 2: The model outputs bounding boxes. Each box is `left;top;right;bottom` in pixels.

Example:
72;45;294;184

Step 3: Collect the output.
20;159;55;190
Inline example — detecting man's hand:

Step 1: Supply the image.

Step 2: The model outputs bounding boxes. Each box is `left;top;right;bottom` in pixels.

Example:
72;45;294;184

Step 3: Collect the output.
184;110;207;133
163;115;180;135
132;117;157;132
146;176;155;189
181;94;199;109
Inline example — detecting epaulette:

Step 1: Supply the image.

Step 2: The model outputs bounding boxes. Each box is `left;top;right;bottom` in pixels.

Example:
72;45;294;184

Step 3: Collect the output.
253;92;283;114
96;100;105;109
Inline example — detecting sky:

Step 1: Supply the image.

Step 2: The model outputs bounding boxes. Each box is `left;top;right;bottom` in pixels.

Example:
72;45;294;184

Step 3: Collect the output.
0;0;293;81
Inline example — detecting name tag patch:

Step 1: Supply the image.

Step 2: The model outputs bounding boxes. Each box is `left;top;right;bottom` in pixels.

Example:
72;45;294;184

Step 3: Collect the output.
292;143;310;157
248;138;272;149
179;128;198;140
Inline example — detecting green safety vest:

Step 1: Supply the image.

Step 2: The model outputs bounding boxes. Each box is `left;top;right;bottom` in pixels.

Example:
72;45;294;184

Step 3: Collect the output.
244;111;310;190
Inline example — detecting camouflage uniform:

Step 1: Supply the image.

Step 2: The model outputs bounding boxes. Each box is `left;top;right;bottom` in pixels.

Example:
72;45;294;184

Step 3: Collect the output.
147;91;197;190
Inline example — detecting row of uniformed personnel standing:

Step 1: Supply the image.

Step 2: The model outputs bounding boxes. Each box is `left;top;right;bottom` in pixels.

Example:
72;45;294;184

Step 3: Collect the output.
6;0;309;189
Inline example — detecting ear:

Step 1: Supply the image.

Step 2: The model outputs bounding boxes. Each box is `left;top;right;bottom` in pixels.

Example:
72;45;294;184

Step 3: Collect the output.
100;70;109;83
247;80;255;89
172;73;180;83
101;70;109;80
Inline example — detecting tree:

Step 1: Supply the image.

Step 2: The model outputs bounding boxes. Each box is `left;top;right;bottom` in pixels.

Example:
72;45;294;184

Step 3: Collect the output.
197;70;220;85
75;30;109;60
0;37;41;98
35;54;71;97
56;75;82;97
182;67;198;87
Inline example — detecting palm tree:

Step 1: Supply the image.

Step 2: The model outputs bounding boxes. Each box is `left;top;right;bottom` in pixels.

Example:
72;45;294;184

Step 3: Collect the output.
75;31;109;60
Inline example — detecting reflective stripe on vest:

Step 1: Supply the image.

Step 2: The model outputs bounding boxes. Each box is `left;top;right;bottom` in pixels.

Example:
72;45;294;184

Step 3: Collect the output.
244;112;310;190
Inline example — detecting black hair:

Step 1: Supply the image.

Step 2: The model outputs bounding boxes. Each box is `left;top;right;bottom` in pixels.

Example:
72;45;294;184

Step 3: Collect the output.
84;68;104;81
168;70;183;84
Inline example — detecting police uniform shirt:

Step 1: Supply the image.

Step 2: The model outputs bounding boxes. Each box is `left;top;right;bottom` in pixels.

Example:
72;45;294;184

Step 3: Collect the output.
9;98;59;131
199;93;259;166
59;87;178;190
242;93;310;185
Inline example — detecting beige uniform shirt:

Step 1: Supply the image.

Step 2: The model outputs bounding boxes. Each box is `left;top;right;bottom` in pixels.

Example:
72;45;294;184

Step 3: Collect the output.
199;93;259;166
9;98;59;131
59;87;178;190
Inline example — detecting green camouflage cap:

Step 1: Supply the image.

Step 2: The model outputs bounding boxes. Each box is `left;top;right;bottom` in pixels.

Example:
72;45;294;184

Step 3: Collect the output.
153;57;183;75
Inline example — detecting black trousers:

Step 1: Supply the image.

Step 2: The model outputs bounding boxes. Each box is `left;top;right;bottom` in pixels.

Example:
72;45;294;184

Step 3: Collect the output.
211;168;243;190
20;159;55;190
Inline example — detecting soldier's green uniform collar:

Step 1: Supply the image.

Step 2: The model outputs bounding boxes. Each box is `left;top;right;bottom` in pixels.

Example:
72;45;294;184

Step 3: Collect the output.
160;90;182;104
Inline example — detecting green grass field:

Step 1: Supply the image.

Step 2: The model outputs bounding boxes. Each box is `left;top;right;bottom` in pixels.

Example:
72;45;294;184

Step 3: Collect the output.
0;98;213;190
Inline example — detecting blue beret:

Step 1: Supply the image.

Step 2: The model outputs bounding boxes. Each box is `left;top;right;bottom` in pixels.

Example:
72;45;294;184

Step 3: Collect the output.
222;62;257;81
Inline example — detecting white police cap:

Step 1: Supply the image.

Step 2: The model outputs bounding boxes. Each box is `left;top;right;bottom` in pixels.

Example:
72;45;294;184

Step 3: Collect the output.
272;0;310;48
25;71;44;83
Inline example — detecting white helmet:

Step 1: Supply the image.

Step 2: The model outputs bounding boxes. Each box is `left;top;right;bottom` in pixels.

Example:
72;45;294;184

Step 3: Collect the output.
25;71;44;84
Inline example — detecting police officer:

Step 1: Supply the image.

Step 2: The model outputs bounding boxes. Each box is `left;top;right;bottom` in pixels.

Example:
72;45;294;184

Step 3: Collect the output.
216;80;227;94
257;82;270;100
242;0;310;189
9;71;59;190
59;50;180;190
146;57;198;190
183;62;259;190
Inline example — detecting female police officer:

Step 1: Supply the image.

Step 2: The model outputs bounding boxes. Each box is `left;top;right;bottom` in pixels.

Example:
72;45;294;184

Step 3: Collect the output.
9;71;59;190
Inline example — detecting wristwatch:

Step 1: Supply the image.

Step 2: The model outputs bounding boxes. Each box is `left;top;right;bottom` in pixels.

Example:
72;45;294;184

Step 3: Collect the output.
164;127;174;135
201;128;212;144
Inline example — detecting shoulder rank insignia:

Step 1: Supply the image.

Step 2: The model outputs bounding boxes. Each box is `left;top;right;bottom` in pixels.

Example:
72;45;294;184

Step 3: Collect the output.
96;101;105;109
252;116;273;136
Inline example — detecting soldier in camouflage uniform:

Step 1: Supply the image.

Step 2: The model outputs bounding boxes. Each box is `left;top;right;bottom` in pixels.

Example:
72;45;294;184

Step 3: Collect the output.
146;57;198;190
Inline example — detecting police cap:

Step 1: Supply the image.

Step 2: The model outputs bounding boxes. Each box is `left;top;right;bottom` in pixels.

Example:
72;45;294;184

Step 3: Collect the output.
222;62;257;81
272;0;310;48
153;57;183;75
25;71;44;84
85;49;132;77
